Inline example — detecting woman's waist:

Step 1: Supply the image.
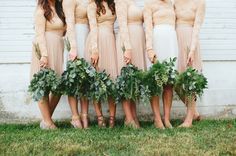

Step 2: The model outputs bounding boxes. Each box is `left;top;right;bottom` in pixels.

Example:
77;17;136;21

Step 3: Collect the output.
127;20;143;25
176;23;194;28
75;18;88;24
45;30;64;37
153;24;176;30
176;20;194;27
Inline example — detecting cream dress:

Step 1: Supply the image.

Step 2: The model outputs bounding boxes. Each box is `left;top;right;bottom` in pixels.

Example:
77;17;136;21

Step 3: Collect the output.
63;0;90;58
144;0;178;69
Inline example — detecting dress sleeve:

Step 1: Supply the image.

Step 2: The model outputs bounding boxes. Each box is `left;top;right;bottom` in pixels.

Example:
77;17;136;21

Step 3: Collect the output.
144;0;154;51
87;3;99;55
190;0;206;53
34;7;48;57
63;0;77;52
116;0;132;51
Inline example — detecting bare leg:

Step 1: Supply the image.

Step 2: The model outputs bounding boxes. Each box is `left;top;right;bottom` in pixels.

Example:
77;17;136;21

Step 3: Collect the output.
38;96;56;129
179;94;200;120
68;96;82;129
130;101;140;128
163;85;173;128
122;100;133;123
80;97;89;128
94;101;106;127
68;96;80;117
151;96;164;129
108;97;116;128
49;94;61;117
179;98;195;128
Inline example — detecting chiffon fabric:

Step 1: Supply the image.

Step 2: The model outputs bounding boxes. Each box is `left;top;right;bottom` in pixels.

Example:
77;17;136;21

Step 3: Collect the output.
176;25;202;72
75;24;89;58
30;7;65;79
85;2;118;80
146;25;179;69
116;0;147;74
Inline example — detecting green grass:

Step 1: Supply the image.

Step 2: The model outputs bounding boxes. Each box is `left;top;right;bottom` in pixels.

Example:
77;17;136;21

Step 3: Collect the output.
0;120;236;156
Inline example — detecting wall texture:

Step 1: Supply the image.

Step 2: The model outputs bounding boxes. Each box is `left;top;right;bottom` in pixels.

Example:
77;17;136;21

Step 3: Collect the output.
0;0;236;123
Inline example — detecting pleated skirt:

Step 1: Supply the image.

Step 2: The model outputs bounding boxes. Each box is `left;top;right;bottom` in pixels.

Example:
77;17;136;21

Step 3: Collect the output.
85;25;118;80
75;24;89;58
30;31;64;79
176;25;202;73
116;24;147;74
147;24;179;69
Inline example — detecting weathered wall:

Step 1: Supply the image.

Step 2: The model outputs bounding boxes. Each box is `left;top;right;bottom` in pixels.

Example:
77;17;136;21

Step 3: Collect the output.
0;0;236;123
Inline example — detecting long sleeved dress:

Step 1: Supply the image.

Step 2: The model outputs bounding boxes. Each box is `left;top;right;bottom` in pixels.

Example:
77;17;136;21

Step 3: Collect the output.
144;0;178;68
63;0;91;58
116;0;147;73
174;0;206;72
30;6;66;79
85;2;118;80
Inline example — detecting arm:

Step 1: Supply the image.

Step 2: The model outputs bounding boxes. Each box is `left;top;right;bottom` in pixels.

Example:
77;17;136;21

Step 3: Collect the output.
63;0;77;54
116;0;132;51
190;0;206;53
144;1;156;63
34;7;48;57
87;3;99;56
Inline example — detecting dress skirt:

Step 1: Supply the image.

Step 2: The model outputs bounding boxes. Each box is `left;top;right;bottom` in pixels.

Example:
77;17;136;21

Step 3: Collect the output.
30;31;64;79
116;24;147;74
176;24;202;73
147;24;179;69
85;25;118;80
75;24;89;58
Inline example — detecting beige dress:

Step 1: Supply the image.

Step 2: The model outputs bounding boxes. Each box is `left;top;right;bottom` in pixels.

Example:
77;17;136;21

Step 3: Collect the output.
30;6;66;79
85;2;118;79
174;0;206;72
116;0;146;74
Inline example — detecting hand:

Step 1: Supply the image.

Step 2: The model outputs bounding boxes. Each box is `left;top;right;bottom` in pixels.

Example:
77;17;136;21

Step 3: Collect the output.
187;51;194;66
91;52;99;66
147;49;157;64
124;49;132;64
39;56;48;68
69;50;77;61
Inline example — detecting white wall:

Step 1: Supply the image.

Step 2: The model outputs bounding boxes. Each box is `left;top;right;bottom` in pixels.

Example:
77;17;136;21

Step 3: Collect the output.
0;0;236;122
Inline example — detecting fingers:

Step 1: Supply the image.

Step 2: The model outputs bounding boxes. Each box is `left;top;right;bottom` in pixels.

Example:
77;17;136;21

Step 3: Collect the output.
69;53;77;61
151;55;157;64
187;57;193;67
124;56;131;64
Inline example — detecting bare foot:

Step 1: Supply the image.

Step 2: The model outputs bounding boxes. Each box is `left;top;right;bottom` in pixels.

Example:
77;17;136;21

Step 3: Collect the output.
154;119;165;129
125;120;139;129
193;113;202;121
178;122;192;128
71;116;83;129
40;121;57;130
164;120;173;129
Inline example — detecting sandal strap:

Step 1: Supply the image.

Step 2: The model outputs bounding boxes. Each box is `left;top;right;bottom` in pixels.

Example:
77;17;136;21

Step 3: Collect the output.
72;115;80;120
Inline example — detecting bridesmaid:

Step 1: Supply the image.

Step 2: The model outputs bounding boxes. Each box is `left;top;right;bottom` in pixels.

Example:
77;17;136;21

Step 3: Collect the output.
86;0;118;128
144;0;178;129
174;0;206;127
116;0;146;128
30;0;66;129
63;0;91;129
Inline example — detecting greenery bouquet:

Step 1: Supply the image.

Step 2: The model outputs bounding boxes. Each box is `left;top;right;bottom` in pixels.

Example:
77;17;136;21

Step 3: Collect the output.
175;67;208;101
115;64;144;103
28;43;61;101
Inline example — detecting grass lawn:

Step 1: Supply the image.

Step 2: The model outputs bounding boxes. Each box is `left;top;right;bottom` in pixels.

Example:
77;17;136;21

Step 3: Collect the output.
0;119;236;156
